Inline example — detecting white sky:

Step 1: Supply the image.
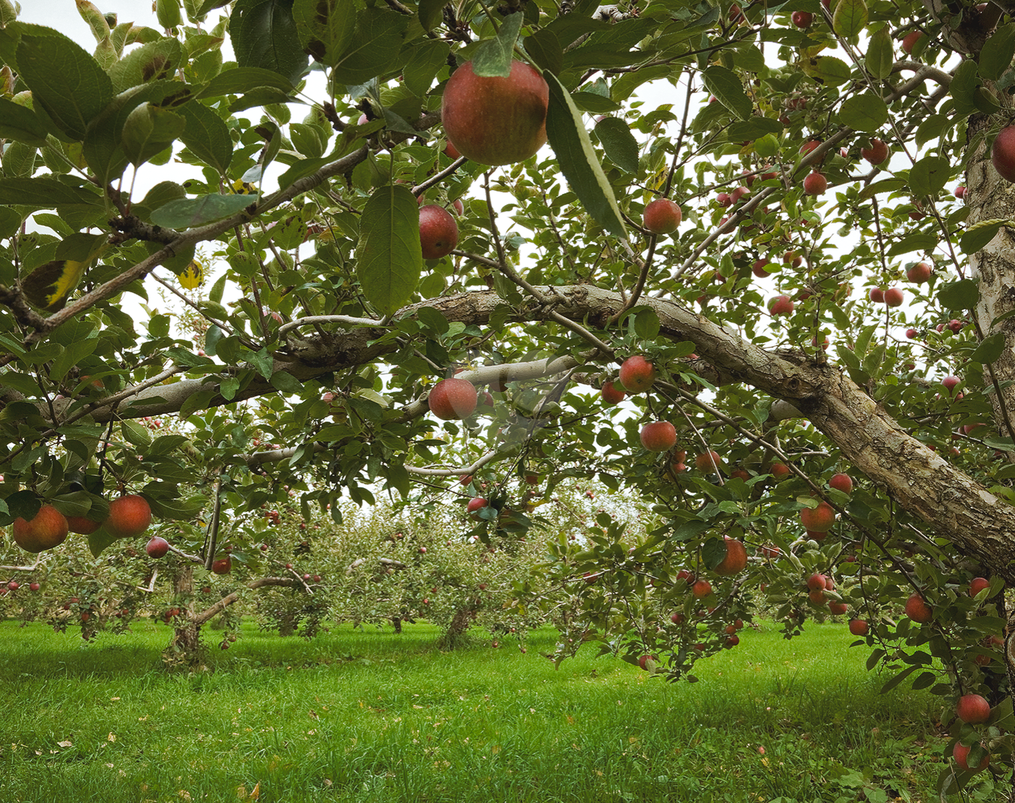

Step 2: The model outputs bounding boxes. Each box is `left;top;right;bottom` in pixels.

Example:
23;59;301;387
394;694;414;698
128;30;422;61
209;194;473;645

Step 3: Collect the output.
20;0;160;36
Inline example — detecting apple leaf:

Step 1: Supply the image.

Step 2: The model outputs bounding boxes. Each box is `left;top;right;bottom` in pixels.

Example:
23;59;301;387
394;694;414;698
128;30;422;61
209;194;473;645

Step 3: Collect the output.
292;0;357;66
865;25;893;79
837;92;887;132
832;0;867;39
0;177;100;208
980;23;1015;81
802;56;851;87
595;117;639;173
231;0;307;84
702;65;751;121
959;219;1010;254
150;193;254;229
545;71;626;238
938;278;979;310
179;102;234;174
330;7;408;83
971;333;1005;365
417;0;447;32
949;59;980;117
0;96;49;147
16;28;114;141
356;185;423;317
702;536;727;570
909;155;950;198
472;12;524;78
87;526;120;558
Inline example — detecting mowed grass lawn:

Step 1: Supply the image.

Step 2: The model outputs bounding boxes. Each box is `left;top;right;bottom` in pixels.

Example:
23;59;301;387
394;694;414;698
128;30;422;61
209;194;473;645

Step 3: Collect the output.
0;618;980;803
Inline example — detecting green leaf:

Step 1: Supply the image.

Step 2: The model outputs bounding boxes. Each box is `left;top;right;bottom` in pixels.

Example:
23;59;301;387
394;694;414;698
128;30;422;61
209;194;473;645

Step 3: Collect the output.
107;38;183;93
473;12;524;78
909;155;951;198
938;278;979;310
803;56;851;87
87;526;120;557
330;7;407;83
544;71;626;238
865;25;893;79
837;92;888;133
971;332;1005;364
633;308;660;339
197;66;297;98
122;103;185;166
960;219;1010;253
401;39;449;98
150;193;254;229
16;29;114;140
0;177;100;208
418;0;447;32
356;185;423;317
980;23;1015;81
702;65;751;121
0;96;49;146
833;0;867;39
595;117;639;173
231;0;308;84
179;102;233;174
950;59;980;117
293;0;357;65
726;117;783;141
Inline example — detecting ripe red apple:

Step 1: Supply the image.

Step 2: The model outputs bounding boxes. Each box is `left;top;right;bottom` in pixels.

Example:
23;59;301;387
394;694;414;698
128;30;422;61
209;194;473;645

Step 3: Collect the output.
904;593;933;623
691;579;712;599
860;138;889;165
441;59;549;166
953;742;990;773
730;185;750;204
695;450;723;474
828;473;853;494
443;140;461;159
906;328;918;339
906;261;932;282
806;573;827;592
942;375;960;393
956;693;991;724
800;501;836;532
791;10;812;26
640;421;677;452
12;505;69;553
643;198;682;233
7;580;18;591
969;577;990;596
769;294;794;316
146;536;170;559
868;287;885;303
848;619;869;636
770;462;791;480
619;355;656;392
752;258;771;278
670;611;685;624
992;126;1015;182
954;185;966;198
467;497;488;517
428;377;478;420
716;191;731;207
802;171;827;195
884;287;904;307
419;204;459;259
901;30;925;55
828;601;848;615
211;556;231;575
601;380;626;405
714;537;747;576
725;634;740;648
106;495;152;539
808;589;826;604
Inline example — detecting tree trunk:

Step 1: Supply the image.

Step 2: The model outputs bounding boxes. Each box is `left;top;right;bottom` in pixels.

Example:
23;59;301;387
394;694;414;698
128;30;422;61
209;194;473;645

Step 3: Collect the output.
164;566;203;669
438;605;478;650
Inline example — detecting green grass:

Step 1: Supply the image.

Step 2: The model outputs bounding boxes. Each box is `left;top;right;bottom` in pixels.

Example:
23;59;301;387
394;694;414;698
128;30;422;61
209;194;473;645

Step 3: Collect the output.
0;618;975;802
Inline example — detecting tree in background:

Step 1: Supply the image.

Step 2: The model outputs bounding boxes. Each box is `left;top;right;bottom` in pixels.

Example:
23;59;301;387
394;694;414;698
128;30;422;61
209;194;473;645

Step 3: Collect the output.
1;0;1015;794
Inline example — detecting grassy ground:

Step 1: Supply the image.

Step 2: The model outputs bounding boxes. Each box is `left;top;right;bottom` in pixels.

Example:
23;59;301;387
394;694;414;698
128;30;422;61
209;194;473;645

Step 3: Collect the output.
0;618;988;802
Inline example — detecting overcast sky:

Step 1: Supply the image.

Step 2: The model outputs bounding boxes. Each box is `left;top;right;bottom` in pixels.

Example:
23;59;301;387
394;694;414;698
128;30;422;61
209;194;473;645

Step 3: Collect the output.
21;0;161;39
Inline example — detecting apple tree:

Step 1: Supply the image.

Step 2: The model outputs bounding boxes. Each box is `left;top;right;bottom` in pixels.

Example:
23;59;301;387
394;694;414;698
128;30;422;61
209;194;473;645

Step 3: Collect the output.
4;0;1015;794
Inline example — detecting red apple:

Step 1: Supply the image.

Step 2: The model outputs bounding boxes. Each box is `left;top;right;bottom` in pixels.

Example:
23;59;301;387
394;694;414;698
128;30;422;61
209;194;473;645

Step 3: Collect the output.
956;693;991;724
969;577;991;596
714;537;747;576
752;258;771;278
868;287;885;303
419;204;459;259
467;497;488;517
942;375;960;393
619;355;656;393
691;579;712;599
146;536;170;558
212;556;232;575
791;10;812;26
954;185;966;199
884;287;904;307
800;501;836;532
901;30;925;55
640;421;677;452
906;261;932;282
67;515;103;535
848;619;869;636
769;294;794;316
695;450;723;474
904;593;932;623
601;380;625;405
829;473;853;494
803;171;827;195
428;377;478;420
828;601;848;615
441;60;549;166
106;495;152;539
12;505;69;553
770;462;791;480
906;328;918;338
806;573;827;591
953;742;989;773
860;138;889;165
643;198;682;233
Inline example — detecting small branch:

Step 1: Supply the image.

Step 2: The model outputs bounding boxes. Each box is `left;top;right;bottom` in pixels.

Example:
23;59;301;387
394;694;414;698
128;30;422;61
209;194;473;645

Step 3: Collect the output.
192;576;303;626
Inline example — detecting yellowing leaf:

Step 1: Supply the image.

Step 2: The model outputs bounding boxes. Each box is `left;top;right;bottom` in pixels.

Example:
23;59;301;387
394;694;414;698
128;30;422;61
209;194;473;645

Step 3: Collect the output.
178;259;204;289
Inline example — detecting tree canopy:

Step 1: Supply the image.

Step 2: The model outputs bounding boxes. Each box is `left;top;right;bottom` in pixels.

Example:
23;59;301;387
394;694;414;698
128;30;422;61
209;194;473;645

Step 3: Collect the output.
2;0;1015;794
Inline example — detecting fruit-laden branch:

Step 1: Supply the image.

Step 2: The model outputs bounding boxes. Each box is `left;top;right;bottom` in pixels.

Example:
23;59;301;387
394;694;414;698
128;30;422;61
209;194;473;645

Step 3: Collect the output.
36;285;1015;577
192;576;304;626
